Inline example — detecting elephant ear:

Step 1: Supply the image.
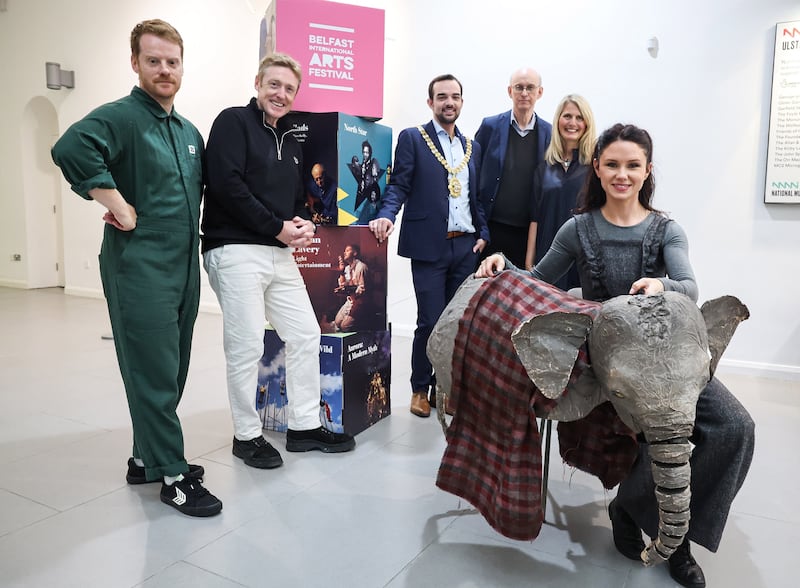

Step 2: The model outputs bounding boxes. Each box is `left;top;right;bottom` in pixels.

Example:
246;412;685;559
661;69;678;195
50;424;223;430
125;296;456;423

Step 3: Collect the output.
700;295;750;377
511;312;593;399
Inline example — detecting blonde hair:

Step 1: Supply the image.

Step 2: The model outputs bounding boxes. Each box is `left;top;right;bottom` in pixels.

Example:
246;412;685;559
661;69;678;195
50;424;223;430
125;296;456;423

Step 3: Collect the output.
257;52;302;84
544;94;596;166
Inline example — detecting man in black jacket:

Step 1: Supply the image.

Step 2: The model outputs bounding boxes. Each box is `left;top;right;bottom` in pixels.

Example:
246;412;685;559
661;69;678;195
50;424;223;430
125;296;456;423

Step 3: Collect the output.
202;53;355;468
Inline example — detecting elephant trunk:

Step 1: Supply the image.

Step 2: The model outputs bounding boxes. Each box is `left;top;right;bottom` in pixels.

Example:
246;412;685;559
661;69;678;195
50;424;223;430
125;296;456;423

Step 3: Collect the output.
640;437;693;566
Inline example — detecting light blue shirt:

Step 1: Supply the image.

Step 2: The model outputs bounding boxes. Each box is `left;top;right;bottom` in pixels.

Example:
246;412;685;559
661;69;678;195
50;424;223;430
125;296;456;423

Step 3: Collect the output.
511;112;537;137
432;120;476;234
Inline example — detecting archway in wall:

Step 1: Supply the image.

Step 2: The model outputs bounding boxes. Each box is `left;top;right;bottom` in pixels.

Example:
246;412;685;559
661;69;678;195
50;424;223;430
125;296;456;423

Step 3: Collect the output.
22;96;64;288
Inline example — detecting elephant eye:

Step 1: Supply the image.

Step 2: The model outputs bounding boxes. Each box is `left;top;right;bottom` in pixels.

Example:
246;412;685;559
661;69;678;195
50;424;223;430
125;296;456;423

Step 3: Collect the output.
612;390;625;399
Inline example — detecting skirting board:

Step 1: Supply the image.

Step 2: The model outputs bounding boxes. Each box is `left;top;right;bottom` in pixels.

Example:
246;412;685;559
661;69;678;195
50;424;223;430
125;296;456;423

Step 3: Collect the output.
0;279;27;288
392;321;800;382
389;322;414;339
63;286;105;300
8;286;800;382
717;358;800;381
199;300;222;314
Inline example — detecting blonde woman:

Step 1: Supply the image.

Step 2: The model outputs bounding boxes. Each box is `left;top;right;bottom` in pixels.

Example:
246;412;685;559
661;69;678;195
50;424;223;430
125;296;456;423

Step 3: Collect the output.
525;94;596;290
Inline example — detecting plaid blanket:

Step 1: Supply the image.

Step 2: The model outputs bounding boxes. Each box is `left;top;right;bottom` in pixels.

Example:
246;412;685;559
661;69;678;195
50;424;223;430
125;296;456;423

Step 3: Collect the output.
436;271;638;540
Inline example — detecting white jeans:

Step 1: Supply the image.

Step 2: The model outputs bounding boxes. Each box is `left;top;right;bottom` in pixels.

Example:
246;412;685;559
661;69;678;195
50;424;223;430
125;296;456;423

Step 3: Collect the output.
204;244;322;438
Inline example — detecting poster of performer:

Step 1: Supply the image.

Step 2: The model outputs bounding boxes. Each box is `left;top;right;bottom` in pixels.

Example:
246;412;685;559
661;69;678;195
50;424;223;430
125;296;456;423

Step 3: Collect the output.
284;112;341;225
341;330;391;433
336;114;392;225
284;112;392;226
293;225;387;333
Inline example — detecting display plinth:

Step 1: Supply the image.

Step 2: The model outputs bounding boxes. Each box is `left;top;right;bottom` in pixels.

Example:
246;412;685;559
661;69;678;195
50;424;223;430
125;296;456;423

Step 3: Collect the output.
257;329;391;436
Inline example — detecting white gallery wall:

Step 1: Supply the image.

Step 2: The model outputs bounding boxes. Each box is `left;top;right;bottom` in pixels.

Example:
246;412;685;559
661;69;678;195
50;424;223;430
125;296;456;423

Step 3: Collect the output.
0;0;798;377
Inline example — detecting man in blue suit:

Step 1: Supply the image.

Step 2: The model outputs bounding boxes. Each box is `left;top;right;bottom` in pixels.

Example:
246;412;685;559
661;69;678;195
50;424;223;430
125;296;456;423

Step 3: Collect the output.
369;74;489;418
475;67;551;269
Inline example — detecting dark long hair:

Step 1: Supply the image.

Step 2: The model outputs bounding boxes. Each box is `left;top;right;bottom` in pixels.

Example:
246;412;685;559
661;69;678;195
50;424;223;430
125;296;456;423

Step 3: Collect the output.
576;123;659;213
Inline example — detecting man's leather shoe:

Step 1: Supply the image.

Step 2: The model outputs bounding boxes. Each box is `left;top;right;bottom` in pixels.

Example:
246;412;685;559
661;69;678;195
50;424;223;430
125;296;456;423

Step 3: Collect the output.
410;392;431;418
668;539;706;588
608;498;645;560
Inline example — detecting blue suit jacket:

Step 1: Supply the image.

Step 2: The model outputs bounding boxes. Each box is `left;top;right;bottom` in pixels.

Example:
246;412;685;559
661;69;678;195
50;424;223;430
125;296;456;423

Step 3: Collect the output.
474;110;552;220
378;121;489;262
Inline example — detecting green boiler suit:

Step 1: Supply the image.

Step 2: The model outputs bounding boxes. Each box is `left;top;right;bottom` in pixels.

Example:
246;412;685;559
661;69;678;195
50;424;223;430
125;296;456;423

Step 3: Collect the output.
52;87;204;480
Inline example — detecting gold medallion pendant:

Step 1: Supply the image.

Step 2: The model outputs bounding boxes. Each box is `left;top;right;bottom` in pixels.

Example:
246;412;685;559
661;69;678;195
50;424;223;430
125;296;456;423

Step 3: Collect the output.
448;176;462;197
417;126;472;198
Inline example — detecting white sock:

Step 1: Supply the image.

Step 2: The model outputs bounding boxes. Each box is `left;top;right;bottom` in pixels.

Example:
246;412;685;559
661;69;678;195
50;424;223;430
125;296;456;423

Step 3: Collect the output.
163;473;185;486
133;458;144;467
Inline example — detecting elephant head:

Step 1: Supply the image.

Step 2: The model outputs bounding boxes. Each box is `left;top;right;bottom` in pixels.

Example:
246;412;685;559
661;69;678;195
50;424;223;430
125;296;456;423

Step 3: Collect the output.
512;291;749;565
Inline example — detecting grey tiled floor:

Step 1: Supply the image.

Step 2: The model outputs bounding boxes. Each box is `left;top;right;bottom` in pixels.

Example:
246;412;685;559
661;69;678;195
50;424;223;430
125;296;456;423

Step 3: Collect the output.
0;286;796;587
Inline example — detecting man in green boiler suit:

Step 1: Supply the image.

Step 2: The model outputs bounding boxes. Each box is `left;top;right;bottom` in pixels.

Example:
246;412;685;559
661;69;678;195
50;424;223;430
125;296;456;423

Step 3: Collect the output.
51;19;221;517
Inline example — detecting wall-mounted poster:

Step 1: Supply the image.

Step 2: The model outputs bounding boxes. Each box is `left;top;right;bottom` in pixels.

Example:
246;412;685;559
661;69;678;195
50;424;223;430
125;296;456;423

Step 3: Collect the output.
259;0;385;120
765;20;800;204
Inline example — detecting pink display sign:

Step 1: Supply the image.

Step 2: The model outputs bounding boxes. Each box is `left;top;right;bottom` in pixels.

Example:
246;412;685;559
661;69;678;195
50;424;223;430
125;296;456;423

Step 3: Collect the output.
261;0;385;120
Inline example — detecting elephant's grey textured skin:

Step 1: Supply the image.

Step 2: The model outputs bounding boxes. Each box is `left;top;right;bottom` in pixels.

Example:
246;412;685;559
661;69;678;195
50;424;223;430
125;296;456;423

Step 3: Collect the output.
642;439;693;565
588;293;709;440
701;295;751;376
512;312;594;398
427;276;486;432
428;277;749;567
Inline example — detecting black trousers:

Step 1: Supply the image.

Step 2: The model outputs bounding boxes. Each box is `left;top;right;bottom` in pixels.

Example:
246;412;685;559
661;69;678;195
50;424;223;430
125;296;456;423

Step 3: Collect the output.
481;221;528;270
616;376;755;552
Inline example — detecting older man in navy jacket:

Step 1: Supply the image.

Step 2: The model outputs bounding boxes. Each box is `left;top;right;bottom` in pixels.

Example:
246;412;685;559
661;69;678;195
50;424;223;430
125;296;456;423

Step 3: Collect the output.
369;74;489;418
475;67;551;269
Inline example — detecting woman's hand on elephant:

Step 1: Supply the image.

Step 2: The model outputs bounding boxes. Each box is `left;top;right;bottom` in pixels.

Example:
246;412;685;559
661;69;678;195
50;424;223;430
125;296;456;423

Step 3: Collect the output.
629;277;665;295
475;254;506;278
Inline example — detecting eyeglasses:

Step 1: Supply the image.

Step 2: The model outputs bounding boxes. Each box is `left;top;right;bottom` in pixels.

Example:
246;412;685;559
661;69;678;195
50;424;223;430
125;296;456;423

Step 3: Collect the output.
512;84;538;94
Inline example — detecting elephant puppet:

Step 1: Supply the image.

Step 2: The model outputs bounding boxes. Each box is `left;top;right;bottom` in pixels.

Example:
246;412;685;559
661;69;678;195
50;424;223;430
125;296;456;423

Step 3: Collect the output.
428;273;748;563
511;289;749;565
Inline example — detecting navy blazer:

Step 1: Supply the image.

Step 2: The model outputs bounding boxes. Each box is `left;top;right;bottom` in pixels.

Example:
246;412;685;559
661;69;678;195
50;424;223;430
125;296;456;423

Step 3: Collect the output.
474;110;552;220
378;121;489;262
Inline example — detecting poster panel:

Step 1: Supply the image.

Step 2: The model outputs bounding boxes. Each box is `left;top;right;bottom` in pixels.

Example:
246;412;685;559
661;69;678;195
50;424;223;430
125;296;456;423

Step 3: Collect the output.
284;112;392;226
260;0;385;120
765;20;800;203
335;114;392;225
293;225;388;334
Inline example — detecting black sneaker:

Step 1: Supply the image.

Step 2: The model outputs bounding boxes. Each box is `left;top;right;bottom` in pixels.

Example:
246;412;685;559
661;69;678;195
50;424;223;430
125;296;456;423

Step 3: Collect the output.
286;427;356;453
126;458;205;485
232;436;284;469
160;476;222;517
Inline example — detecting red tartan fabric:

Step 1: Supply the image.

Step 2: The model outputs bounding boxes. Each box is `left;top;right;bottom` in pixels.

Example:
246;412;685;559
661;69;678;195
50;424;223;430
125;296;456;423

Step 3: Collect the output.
436;271;638;541
557;402;639;489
